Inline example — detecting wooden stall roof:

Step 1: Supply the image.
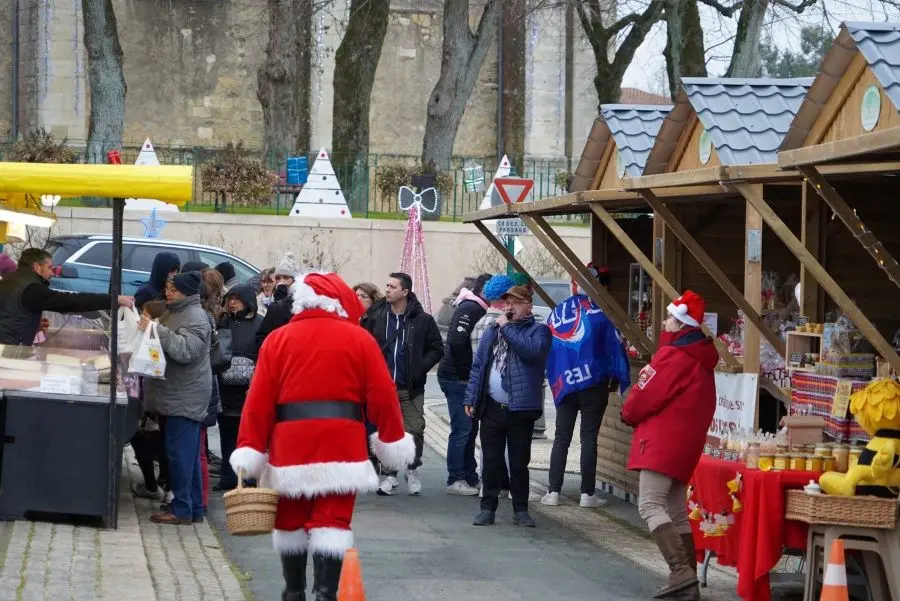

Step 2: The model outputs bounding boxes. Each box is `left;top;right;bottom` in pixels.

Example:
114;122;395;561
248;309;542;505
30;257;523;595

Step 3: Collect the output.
780;21;900;167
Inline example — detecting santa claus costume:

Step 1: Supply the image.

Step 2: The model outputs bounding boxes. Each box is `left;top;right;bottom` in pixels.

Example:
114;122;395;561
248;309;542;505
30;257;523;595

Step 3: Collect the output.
229;273;414;601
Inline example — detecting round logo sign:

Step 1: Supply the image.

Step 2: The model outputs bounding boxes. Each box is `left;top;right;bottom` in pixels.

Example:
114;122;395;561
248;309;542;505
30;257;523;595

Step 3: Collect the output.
615;149;626;178
861;85;881;132
699;128;712;165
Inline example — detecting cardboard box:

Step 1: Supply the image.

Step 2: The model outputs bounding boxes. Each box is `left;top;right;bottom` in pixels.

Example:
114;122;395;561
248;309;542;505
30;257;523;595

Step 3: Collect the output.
780;416;826;447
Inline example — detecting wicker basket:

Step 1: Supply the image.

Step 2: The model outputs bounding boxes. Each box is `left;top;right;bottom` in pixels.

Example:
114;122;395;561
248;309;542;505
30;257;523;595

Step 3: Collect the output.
785;490;898;529
223;471;279;536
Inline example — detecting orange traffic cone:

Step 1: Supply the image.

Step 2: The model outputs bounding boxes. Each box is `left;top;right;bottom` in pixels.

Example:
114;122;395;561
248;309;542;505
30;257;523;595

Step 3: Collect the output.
337;548;365;601
819;539;849;601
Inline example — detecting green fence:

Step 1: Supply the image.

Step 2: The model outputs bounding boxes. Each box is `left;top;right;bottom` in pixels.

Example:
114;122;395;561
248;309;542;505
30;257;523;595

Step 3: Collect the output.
0;140;588;224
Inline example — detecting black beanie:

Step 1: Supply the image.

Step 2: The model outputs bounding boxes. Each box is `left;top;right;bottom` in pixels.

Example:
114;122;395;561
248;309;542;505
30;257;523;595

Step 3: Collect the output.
173;271;202;296
215;262;236;282
182;261;208;273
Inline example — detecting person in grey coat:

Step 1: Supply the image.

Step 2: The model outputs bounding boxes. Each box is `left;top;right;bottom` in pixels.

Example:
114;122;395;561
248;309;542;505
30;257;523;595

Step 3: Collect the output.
139;271;212;525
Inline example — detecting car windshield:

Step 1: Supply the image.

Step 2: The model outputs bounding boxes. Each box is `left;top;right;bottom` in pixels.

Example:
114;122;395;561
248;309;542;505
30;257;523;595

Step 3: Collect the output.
533;282;572;308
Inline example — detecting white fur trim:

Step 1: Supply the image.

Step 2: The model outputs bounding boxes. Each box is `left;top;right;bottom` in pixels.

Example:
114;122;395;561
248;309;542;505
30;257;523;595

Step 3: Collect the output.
308;527;354;558
266;460;379;498
666;301;699;327
229;446;268;479
273;529;308;555
369;432;416;471
290;275;348;317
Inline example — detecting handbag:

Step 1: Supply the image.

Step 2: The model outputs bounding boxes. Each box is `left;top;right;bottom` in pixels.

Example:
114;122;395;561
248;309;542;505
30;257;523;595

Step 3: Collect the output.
209;316;233;374
221;356;255;386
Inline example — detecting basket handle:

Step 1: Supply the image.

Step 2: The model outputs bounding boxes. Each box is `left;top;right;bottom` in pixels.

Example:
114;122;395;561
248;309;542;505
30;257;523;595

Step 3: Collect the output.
237;468;245;490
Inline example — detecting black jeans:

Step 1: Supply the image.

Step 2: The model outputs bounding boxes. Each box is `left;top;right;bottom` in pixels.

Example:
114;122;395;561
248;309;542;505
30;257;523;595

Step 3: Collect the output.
131;429;164;492
548;384;609;495
479;399;540;513
217;414;241;488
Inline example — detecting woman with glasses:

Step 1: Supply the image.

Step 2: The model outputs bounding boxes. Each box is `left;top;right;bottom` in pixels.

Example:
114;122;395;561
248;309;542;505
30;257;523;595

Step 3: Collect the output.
353;282;381;312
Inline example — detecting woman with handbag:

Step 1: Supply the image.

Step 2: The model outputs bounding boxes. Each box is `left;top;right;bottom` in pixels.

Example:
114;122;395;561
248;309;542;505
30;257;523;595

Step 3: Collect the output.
214;283;263;491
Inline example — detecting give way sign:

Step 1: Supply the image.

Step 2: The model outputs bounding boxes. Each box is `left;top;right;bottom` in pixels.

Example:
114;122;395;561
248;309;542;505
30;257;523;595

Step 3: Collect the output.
494;177;534;205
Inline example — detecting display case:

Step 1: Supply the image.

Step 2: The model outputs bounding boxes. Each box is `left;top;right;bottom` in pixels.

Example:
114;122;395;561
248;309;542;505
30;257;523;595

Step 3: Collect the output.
0;313;141;526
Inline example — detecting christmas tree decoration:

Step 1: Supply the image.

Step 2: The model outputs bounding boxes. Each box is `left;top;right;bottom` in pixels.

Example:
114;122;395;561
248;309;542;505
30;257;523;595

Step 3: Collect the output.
125;138;181;213
289;148;351;219
398;185;437;314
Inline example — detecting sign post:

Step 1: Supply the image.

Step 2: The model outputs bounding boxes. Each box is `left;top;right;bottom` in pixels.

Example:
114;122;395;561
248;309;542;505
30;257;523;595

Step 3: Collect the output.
494;175;534;276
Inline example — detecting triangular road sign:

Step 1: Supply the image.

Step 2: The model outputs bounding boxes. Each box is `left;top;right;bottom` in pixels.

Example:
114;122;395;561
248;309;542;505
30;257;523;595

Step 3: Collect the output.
494;177;534;205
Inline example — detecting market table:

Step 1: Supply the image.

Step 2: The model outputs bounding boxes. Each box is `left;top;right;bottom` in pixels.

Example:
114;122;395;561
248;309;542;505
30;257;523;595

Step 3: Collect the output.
690;456;820;601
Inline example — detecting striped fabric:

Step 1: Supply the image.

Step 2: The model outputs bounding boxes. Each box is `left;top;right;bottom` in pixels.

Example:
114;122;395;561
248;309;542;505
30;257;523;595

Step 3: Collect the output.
790;372;869;443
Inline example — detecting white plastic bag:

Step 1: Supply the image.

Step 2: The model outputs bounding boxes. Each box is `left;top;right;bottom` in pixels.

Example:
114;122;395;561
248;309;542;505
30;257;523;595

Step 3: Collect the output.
127;322;167;379
117;306;141;355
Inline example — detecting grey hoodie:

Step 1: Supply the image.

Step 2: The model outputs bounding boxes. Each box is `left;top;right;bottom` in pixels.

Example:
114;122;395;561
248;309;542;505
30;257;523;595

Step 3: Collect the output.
144;295;213;422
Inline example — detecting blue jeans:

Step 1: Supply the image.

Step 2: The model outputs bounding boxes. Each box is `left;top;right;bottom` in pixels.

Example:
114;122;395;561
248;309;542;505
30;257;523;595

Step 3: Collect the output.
164;415;204;520
439;376;479;486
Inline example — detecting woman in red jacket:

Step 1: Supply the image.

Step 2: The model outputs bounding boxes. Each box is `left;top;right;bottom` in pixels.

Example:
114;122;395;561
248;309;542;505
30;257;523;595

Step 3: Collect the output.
622;291;718;600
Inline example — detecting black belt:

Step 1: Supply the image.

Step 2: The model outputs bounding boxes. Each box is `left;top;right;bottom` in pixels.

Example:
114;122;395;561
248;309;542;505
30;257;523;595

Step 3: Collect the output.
275;401;364;423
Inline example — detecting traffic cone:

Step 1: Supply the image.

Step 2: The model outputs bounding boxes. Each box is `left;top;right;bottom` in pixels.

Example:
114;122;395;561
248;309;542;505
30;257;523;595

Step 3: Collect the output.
337;548;365;601
819;539;849;601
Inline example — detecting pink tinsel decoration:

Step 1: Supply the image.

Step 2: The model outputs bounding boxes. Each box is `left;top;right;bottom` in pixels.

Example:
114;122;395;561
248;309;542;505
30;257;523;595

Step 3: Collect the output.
398;189;434;314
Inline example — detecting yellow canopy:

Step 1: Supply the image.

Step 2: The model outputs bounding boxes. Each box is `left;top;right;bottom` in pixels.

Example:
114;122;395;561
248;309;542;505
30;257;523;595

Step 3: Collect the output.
0;163;194;205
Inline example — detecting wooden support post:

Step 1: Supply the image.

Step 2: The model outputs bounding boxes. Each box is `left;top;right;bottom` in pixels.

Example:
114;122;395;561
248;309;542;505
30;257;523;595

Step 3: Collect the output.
472;220;555;307
799;165;900;290
731;182;900;374
590;213;608;268
651;210;665;345
590;204;740;367
744;188;763;375
520;214;654;355
800;180;825;320
640;189;787;357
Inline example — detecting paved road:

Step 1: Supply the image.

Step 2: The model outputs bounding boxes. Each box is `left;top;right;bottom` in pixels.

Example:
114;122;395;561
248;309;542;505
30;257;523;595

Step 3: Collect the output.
207;446;671;601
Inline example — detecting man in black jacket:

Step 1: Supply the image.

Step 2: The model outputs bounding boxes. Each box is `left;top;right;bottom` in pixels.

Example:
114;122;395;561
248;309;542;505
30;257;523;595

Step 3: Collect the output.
362;272;443;496
0;248;134;346
437;274;491;495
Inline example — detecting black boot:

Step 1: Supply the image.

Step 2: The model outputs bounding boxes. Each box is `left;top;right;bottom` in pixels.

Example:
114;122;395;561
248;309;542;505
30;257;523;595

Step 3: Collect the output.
280;552;307;601
312;554;343;601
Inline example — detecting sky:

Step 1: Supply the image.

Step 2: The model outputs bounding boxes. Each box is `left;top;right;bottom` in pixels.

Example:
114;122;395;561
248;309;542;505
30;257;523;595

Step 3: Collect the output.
619;0;900;93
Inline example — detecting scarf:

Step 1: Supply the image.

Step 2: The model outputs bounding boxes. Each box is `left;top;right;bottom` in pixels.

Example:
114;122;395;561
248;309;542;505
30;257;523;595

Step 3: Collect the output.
492;329;509;375
454;287;489;311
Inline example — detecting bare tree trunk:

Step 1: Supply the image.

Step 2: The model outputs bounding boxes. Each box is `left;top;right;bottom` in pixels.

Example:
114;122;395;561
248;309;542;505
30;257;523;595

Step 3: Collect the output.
726;0;769;77
332;0;390;197
663;0;706;99
501;0;526;171
257;0;312;165
421;0;500;171
82;0;125;164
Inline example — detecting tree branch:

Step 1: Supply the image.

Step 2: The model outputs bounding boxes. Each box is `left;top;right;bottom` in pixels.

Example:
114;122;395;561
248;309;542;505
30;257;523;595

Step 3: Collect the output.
606;12;643;38
574;2;599;50
610;0;665;74
771;0;815;12
697;0;742;15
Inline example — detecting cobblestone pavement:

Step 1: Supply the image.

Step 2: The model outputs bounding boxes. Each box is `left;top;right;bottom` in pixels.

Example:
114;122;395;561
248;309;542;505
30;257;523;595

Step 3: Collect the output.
0;448;246;601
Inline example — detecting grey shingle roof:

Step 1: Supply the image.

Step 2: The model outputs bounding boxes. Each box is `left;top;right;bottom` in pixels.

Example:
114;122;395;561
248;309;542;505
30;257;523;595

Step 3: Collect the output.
599;104;672;177
680;77;812;165
846;22;900;112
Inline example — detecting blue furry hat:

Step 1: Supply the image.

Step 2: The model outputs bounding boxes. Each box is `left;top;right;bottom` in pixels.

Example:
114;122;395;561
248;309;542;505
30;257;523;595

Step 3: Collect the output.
482;274;514;301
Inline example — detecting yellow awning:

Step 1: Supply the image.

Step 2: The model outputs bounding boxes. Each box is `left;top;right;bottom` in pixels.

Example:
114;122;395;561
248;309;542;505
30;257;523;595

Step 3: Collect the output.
0;163;194;205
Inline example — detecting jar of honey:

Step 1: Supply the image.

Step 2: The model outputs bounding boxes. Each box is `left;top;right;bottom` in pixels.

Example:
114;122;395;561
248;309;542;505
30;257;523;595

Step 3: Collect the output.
814;444;831;458
849;447;863;470
745;443;761;469
758;454;775;471
790;454;807;471
823;456;836;472
774;453;788;470
832;445;850;472
808;454;824;472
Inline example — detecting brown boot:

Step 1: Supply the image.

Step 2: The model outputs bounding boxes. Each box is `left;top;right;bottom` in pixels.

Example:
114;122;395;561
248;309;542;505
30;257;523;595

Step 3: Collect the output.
651;522;698;599
681;532;698;576
668;582;701;600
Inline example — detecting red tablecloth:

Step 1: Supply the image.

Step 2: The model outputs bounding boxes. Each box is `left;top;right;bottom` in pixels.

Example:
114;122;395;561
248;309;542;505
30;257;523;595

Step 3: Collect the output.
689;457;818;601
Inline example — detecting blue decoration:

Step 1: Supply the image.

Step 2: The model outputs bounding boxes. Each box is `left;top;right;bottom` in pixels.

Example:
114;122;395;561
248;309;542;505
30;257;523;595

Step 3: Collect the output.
482;274;514;301
286;157;309;185
140;208;167;239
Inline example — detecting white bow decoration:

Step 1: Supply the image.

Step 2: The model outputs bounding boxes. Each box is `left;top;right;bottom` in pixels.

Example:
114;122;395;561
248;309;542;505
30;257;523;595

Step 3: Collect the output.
398;186;439;214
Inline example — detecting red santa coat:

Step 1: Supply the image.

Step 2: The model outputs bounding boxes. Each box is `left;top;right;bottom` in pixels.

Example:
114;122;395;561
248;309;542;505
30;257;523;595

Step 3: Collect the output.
621;327;718;483
229;274;414;500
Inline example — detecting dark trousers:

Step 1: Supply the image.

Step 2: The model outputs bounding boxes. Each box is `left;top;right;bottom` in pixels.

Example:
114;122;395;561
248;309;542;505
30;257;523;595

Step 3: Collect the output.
131;424;169;492
479;400;540;513
548;384;609;495
164;415;204;520
439;376;480;486
217;414;241;488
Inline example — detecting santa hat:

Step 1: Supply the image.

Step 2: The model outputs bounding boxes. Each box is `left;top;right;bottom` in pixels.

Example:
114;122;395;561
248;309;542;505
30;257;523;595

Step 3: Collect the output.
291;272;365;323
667;290;705;328
274;252;300;278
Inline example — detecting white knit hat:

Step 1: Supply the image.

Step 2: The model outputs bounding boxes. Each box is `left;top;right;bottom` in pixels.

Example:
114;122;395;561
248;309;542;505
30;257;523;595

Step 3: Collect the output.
274;252;300;278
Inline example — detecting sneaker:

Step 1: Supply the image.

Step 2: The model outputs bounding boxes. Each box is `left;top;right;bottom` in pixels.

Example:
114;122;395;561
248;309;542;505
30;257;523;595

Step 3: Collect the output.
164;490;174;505
406;469;422;495
130;482;163;501
377;475;399;496
541;492;560;506
513;511;536;527
580;493;608;508
446;480;480;496
473;510;495;526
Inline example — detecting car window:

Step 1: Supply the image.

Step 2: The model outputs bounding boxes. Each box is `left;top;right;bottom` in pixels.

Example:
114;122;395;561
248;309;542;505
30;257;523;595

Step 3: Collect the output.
197;251;259;283
533;283;572;308
126;245;192;273
72;242;113;267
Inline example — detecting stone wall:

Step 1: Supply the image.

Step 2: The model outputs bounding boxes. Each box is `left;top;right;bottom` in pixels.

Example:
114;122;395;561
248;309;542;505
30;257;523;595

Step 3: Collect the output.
49;207;592;310
3;0;599;163
0;0;10;137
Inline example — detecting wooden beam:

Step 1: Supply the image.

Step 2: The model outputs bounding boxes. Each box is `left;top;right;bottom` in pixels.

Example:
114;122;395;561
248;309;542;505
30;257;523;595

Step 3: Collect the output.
590;139;616;191
743;189;763;375
730;182;900;373
520;214;654;355
651;209;665;344
640;189;787;357
779;125;900;168
471;220;556;307
800;180;824;320
802;53;869;148
462;204;517;223
799;165;900;290
590;204;740;367
623;166;726;191
590;213;608;268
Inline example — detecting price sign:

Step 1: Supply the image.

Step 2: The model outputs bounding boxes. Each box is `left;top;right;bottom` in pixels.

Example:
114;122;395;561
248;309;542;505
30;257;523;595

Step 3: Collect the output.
497;218;529;237
831;379;853;418
39;375;82;395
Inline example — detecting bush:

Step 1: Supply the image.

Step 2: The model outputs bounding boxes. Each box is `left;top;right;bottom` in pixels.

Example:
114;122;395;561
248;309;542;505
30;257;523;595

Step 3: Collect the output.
7;129;78;164
375;164;455;202
199;142;278;207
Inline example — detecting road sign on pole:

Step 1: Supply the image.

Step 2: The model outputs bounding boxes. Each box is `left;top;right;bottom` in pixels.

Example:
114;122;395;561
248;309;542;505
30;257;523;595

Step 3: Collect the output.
497;218;529;237
494;177;534;205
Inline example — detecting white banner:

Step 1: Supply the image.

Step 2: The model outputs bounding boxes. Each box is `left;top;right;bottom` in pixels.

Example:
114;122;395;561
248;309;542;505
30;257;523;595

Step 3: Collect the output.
708;372;758;437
